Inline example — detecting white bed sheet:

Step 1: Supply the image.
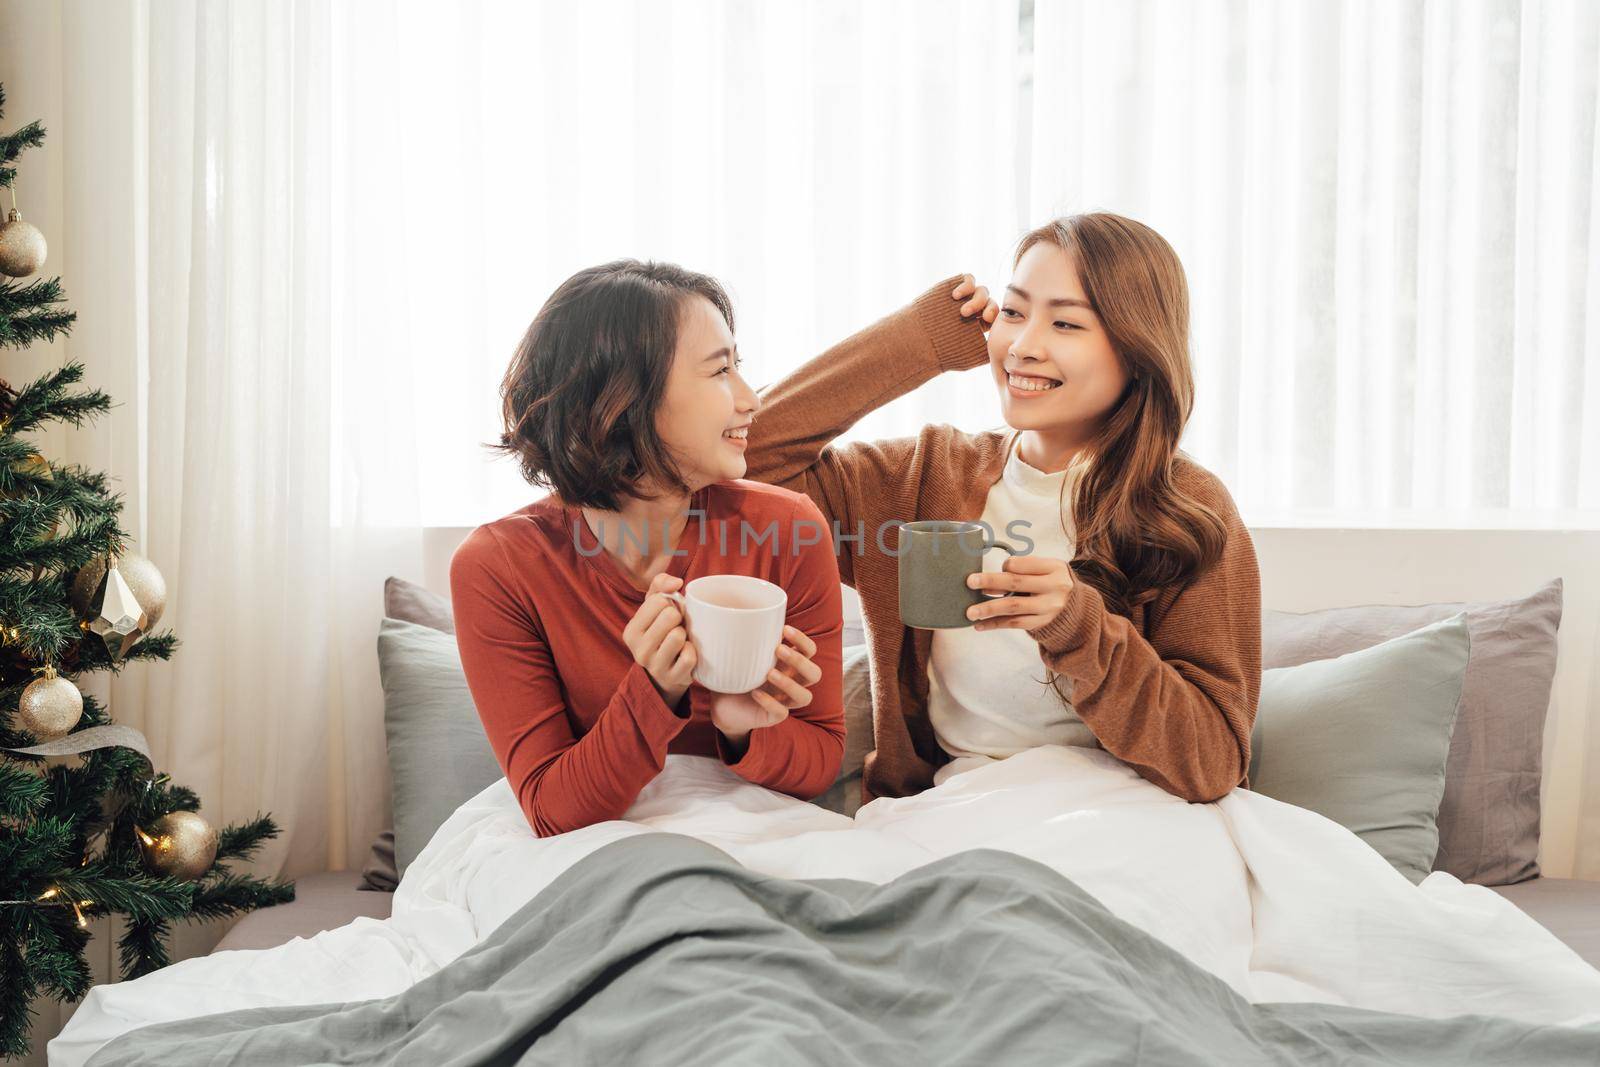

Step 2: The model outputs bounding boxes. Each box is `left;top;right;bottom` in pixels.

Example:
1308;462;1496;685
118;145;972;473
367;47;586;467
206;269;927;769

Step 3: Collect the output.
51;745;1600;1064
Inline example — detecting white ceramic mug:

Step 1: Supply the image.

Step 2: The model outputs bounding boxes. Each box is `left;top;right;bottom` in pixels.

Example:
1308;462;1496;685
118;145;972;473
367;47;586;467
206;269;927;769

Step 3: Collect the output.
664;575;788;694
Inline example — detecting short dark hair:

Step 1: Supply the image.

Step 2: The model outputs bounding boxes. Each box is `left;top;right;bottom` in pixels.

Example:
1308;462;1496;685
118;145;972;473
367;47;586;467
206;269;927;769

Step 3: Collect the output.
492;259;736;511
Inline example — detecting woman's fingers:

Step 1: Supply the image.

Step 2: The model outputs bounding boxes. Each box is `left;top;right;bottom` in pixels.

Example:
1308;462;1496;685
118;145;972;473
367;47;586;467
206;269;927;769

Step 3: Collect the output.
775;643;822;685
951;273;976;299
625;592;674;641
959;284;990;318
974;616;1043;632
1001;554;1068;574
637;599;683;653
781;625;817;659
967;595;1040;621
751;687;792;722
765;666;813;708
651;626;685;672
966;570;1045;594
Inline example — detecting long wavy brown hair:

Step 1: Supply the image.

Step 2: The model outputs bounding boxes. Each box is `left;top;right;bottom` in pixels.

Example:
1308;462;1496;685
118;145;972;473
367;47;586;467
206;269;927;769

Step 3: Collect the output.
1017;213;1228;621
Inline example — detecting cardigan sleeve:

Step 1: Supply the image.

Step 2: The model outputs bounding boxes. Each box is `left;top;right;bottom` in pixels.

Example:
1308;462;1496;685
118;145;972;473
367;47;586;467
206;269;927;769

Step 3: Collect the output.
1023;475;1262;803
743;276;990;586
712;495;847;798
449;525;691;837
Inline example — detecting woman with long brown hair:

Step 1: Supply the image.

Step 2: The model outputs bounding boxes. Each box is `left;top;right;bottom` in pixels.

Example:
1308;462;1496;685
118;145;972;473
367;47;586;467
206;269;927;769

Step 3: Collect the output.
743;212;1260;805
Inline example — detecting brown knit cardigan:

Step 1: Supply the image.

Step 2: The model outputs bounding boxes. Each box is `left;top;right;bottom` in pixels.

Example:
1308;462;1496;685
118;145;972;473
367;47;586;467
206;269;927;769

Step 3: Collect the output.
743;275;1262;805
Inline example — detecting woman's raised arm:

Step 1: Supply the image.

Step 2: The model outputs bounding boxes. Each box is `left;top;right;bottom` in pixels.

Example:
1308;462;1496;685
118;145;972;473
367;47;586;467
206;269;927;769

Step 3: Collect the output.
742;275;991;584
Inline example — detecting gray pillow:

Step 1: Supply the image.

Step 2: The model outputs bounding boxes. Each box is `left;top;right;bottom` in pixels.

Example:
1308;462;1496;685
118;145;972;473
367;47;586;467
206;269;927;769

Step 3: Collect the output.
377;617;504;881
810;644;874;817
359;828;398;893
1263;579;1562;886
385;574;455;634
360;577;459;891
1249;614;1471;885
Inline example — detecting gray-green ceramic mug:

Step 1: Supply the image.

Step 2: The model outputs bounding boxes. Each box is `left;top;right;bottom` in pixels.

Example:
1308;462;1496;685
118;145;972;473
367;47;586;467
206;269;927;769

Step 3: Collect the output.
897;520;1022;629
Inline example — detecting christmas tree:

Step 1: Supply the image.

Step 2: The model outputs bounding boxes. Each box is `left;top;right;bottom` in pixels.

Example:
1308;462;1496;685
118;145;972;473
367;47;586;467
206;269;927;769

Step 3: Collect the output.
0;83;293;1059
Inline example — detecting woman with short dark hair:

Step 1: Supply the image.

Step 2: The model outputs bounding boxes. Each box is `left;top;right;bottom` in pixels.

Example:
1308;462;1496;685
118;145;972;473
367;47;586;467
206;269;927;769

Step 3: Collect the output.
450;260;845;838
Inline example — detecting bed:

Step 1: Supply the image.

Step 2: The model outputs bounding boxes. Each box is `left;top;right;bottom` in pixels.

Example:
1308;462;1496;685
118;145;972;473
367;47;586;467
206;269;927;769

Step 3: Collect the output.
48;571;1600;1064
52;750;1600;1064
211;866;1600;972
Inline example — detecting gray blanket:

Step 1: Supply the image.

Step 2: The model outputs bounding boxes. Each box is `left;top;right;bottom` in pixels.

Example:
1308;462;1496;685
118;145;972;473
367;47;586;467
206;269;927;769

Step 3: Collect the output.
88;833;1600;1066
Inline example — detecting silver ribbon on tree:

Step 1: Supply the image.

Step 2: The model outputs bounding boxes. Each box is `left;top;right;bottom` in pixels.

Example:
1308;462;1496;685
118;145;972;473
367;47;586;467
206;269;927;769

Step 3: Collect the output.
3;723;153;763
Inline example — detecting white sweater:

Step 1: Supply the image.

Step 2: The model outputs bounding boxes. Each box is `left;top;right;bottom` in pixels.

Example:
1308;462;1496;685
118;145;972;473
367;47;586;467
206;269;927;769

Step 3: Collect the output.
927;441;1101;777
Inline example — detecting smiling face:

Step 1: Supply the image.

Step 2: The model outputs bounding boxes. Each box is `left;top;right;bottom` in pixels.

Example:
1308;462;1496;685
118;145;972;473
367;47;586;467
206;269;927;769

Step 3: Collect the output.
653;294;760;491
986;241;1133;451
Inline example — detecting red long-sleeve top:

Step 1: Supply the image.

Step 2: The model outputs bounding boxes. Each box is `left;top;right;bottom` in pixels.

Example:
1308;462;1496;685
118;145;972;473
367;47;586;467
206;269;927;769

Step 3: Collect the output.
448;479;846;837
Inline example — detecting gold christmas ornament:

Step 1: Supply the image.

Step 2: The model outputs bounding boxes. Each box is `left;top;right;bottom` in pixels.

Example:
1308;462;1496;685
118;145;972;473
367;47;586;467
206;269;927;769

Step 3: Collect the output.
112;552;166;628
71;551;166;656
72;554;151;659
0;207;47;278
137;810;218;881
67;556;103;617
16;664;82;741
71;551;166;628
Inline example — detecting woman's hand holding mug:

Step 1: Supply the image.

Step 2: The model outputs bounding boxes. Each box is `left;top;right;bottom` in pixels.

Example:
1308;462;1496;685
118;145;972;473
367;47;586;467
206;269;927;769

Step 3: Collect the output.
624;573;697;706
965;555;1077;632
709;625;822;759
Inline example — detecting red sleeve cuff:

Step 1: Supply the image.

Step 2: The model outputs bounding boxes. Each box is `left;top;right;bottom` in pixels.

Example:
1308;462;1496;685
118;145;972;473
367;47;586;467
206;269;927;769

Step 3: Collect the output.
620;661;692;746
716;722;773;776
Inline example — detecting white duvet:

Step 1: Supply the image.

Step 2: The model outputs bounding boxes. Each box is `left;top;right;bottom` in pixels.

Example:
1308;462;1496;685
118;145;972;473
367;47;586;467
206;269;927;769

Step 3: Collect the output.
51;745;1600;1064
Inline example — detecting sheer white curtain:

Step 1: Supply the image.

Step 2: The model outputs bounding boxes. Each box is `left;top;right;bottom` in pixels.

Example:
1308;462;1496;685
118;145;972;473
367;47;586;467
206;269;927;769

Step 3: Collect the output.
1028;0;1600;524
1025;0;1600;880
370;0;1027;527
57;0;409;886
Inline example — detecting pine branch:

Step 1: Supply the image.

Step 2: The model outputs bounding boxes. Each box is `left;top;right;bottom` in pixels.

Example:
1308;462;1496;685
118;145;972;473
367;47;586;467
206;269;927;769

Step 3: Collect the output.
0;936;38;1060
0;520;126;592
0;464;121;567
187;871;295;922
70;631;180;675
156;784;200;814
0;303;76;350
0;362;110;432
0;275;67;314
117;916;171;980
0;763;47;820
0;812;75;876
47;863;195;923
215;814;283;866
0;116;45;170
20;908;91;1001
0;80;44;192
